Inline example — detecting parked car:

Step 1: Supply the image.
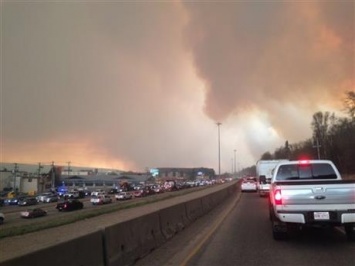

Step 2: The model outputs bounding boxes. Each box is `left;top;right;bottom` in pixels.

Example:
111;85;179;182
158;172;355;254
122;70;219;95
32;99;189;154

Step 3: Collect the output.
0;212;4;225
90;195;112;205
115;192;133;200
20;208;47;218
18;197;38;206
56;199;84;211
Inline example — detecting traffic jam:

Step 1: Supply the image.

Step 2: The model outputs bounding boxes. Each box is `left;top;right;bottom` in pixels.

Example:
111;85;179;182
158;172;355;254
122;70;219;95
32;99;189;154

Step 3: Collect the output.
0;179;228;227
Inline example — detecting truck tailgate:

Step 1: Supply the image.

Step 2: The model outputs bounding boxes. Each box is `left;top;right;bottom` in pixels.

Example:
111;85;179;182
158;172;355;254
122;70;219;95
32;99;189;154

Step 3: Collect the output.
274;180;355;206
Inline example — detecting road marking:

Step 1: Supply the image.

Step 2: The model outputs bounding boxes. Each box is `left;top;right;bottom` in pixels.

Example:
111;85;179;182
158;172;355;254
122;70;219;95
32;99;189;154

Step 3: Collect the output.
180;191;242;266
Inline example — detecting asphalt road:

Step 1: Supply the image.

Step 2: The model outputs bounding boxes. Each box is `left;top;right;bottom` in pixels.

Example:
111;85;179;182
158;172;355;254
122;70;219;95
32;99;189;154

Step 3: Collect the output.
135;191;355;266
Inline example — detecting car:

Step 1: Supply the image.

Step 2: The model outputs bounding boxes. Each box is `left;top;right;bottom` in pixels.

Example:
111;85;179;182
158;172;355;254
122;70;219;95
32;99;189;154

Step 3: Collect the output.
43;194;59;203
63;191;80;199
152;185;164;193
20;208;47;218
241;178;257;192
91;190;106;197
108;188;119;194
115;192;133;200
18;197;38;206
5;196;26;205
36;192;56;203
56;199;84;211
0;212;4;225
90;195;112;205
133;189;146;198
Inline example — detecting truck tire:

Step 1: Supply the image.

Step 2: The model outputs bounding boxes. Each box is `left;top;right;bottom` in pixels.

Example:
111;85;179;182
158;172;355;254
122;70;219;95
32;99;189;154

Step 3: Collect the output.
270;209;288;240
271;221;288;240
345;224;355;241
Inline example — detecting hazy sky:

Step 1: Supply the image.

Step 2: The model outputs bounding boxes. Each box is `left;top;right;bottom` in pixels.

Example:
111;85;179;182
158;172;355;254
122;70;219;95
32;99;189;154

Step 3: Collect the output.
1;1;354;173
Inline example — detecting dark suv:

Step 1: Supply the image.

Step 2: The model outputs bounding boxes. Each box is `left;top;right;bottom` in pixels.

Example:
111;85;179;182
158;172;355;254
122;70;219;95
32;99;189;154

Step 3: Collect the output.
18;197;38;206
56;199;84;211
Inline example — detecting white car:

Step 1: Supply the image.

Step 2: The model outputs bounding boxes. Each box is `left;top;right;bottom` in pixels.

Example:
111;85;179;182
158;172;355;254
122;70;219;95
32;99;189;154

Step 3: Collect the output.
115;192;133;200
36;192;56;203
90;195;112;205
241;178;257;192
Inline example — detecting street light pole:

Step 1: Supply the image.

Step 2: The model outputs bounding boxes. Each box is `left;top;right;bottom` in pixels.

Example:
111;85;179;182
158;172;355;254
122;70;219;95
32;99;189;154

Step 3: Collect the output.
216;122;222;177
234;149;237;176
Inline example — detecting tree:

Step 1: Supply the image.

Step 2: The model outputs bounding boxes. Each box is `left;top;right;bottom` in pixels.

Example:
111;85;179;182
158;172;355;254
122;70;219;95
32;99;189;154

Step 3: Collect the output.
311;111;335;158
260;152;273;160
343;90;355;120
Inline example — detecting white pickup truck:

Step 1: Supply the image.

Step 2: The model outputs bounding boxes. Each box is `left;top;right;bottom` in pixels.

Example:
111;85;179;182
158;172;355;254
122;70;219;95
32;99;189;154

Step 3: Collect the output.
269;160;355;241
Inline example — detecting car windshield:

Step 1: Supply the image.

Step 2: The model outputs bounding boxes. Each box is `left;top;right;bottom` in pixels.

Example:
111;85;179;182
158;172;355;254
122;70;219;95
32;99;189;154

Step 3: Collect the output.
275;163;337;180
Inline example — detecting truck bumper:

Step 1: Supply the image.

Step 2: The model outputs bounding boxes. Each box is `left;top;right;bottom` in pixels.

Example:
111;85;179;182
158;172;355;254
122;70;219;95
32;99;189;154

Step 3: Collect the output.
277;211;355;225
278;213;305;223
342;213;355;223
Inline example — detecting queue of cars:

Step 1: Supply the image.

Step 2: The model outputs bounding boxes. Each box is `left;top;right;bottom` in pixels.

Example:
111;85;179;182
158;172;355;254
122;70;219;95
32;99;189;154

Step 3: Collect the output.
0;179;229;226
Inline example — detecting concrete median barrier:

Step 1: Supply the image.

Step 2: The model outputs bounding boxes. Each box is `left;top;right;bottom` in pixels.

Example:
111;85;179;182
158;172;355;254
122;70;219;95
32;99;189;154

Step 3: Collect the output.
185;197;204;222
159;202;189;240
104;211;164;266
201;189;227;213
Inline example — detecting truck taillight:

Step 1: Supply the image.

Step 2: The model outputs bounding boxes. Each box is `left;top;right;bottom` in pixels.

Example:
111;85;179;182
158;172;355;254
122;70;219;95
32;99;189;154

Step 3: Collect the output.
299;159;310;165
274;189;282;205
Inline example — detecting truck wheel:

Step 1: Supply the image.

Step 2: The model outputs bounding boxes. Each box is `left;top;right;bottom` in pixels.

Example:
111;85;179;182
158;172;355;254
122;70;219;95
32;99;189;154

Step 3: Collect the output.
345;224;355;241
272;221;288;240
270;211;288;240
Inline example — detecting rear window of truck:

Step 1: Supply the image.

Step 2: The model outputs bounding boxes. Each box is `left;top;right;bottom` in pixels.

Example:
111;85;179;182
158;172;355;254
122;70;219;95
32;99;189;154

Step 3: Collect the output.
275;163;337;180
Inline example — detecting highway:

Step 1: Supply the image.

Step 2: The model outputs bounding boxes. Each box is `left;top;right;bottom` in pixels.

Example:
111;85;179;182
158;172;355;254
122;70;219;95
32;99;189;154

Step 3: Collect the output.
0;186;211;231
136;191;355;266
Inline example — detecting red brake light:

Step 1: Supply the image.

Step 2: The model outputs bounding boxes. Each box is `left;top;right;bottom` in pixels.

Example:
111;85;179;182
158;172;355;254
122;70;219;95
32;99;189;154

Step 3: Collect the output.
274;189;282;205
299;160;310;165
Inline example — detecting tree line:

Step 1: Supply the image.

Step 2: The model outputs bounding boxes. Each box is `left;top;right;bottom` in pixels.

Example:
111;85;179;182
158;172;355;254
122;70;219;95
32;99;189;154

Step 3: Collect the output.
257;91;355;175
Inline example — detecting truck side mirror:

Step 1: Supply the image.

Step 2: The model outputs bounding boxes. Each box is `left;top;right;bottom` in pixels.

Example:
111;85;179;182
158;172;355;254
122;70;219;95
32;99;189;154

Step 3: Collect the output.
259;175;266;184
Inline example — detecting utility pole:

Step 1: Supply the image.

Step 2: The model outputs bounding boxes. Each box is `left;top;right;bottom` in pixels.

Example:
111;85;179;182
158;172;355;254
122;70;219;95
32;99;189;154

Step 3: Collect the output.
234;149;237;176
67;161;71;176
38;162;43;193
313;137;321;159
51;161;55;190
216;122;222;177
13;163;18;194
